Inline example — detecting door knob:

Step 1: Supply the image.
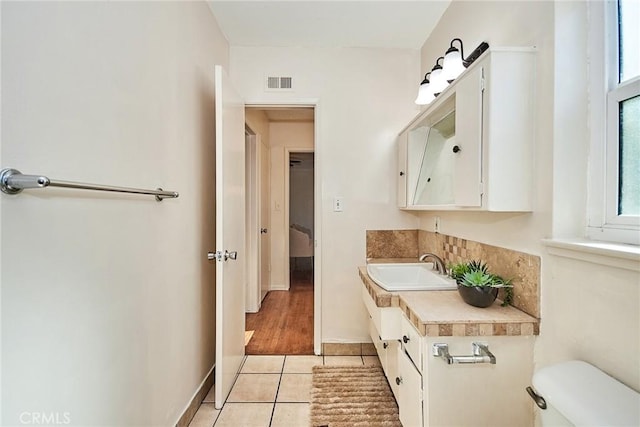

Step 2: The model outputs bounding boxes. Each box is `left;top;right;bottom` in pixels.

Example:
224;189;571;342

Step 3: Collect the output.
260;228;268;234
207;250;238;262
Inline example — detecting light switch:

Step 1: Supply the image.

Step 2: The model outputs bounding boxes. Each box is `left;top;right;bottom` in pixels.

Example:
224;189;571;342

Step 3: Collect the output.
333;197;344;212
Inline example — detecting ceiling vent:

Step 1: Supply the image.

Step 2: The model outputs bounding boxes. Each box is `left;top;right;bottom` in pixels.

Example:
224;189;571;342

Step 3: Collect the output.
265;75;294;91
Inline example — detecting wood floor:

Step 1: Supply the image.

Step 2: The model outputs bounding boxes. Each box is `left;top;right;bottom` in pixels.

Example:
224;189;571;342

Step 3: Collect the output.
245;269;314;355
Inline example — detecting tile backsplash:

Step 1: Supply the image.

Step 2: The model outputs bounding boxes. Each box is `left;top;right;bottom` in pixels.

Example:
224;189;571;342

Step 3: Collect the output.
366;229;418;259
366;229;540;318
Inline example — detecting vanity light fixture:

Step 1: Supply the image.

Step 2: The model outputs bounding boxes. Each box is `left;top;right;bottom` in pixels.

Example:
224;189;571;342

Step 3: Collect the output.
415;39;490;105
414;72;435;105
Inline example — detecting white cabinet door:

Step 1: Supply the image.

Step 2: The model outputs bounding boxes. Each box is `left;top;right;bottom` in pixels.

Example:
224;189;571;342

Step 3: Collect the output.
397;131;408;208
401;315;422;368
387;339;400;399
397;346;423;427
453;65;483;207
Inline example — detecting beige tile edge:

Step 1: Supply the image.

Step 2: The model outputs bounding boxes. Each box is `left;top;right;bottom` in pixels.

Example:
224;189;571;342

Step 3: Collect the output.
175;365;215;427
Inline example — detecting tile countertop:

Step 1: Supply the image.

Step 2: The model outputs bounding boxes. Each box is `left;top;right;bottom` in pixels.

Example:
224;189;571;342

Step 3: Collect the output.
359;265;540;337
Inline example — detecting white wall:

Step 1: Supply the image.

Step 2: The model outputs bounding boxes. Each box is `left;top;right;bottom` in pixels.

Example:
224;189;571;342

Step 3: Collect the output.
417;0;640;392
269;122;314;289
231;47;420;341
1;2;229;425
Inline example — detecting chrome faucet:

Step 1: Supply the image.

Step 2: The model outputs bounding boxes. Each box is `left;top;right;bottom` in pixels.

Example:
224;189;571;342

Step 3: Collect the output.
419;253;447;275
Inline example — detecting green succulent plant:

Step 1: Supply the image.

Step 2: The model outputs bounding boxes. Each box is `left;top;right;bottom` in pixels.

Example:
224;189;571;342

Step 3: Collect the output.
448;260;514;306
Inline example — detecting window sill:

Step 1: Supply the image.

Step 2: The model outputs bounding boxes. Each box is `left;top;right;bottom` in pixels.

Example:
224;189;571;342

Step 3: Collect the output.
541;238;640;272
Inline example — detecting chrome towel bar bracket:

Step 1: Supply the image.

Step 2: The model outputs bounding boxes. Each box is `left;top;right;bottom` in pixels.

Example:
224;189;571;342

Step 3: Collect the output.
1;168;178;201
433;342;496;365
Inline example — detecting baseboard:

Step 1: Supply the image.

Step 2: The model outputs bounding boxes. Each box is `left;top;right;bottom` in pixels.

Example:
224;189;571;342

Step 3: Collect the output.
322;342;377;356
175;364;215;427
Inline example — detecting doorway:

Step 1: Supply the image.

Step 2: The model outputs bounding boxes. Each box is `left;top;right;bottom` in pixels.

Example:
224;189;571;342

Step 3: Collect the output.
288;151;314;283
244;106;316;355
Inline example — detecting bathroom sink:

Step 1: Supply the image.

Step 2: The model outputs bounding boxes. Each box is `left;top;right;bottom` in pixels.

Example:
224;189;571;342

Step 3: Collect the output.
366;263;457;292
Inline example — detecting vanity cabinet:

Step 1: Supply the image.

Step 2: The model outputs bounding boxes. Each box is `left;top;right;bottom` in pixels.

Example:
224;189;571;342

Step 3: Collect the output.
366;313;536;427
422;336;535;426
360;268;538;426
397;48;536;211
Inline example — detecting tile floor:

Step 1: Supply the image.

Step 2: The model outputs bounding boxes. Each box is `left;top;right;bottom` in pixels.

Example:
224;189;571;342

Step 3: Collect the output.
188;354;382;427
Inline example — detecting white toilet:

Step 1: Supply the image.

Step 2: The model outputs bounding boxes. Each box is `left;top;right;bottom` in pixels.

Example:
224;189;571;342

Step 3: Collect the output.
529;360;640;426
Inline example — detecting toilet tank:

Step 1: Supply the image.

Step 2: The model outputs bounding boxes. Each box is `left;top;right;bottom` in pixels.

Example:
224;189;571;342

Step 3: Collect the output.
531;360;640;426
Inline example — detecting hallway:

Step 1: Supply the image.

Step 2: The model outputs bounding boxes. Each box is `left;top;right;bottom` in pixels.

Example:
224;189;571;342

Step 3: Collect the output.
245;271;314;355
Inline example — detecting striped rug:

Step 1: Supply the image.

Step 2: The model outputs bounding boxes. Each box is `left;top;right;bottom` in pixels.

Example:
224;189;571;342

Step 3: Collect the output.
310;365;401;427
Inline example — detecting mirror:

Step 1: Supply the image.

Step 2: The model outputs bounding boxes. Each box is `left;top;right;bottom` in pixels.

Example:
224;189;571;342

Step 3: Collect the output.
412;110;456;205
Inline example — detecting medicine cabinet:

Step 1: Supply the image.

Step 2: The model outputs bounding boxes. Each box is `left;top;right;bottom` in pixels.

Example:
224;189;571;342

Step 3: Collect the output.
397;48;536;211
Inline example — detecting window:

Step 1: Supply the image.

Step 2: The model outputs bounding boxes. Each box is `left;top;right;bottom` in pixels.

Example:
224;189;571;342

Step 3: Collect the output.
588;0;640;245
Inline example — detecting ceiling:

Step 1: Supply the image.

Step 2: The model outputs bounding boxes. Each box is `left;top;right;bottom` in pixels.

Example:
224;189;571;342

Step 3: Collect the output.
207;1;451;49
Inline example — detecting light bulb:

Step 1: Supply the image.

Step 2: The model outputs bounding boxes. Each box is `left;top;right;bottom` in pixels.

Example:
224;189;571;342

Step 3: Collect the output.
430;66;447;94
415;82;435;105
443;48;466;81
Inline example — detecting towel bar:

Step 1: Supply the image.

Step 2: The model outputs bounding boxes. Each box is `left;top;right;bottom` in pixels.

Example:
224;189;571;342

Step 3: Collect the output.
1;168;178;201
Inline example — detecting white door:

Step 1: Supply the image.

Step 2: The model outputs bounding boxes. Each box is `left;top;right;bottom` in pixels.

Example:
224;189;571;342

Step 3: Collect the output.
214;65;246;409
259;138;270;301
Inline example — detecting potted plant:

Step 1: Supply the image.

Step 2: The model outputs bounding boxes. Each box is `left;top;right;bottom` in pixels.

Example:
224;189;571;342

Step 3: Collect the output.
448;260;513;308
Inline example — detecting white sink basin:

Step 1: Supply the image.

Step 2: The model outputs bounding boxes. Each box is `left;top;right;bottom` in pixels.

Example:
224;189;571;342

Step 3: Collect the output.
366;263;457;291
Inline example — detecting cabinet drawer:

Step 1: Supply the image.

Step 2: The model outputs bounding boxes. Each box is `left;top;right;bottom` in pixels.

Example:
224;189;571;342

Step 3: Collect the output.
401;314;422;370
362;286;401;340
